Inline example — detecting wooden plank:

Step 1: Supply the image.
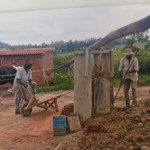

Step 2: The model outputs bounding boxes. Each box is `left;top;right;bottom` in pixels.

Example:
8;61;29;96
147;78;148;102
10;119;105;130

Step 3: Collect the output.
92;53;101;115
95;77;111;114
101;53;110;73
37;91;72;104
84;49;89;77
110;50;114;105
38;93;56;101
92;52;112;114
110;50;114;73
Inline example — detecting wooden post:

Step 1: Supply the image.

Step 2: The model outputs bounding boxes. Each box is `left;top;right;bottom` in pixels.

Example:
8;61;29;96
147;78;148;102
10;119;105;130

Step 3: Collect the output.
92;53;101;115
92;51;113;114
110;50;114;105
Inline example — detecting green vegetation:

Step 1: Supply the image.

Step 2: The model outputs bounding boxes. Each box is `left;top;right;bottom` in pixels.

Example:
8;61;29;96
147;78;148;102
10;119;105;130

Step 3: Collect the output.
37;53;74;93
37;83;73;93
54;52;73;67
138;75;150;86
37;49;150;92
37;72;74;92
2;38;98;52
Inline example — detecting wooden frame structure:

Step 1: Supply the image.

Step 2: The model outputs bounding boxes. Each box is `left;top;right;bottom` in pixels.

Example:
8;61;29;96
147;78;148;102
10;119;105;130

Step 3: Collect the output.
74;50;114;123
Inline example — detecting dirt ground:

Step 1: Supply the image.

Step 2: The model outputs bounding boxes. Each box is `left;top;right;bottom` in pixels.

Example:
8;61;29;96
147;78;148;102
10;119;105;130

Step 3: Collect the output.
0;86;149;150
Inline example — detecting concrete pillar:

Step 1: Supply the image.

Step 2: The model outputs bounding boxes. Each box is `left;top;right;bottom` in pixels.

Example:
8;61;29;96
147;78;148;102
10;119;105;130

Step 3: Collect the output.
74;52;93;123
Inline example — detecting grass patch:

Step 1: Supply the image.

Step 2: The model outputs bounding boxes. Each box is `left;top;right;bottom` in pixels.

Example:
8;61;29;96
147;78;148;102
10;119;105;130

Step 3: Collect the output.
114;75;150;86
37;83;74;93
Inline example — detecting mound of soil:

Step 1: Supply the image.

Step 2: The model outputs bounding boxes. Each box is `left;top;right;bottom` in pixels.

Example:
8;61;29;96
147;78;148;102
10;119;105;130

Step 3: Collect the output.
55;99;150;150
60;103;74;115
79;99;150;150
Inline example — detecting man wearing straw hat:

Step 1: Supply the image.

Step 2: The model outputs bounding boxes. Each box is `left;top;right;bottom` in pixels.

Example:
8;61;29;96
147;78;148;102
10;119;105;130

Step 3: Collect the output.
119;48;139;109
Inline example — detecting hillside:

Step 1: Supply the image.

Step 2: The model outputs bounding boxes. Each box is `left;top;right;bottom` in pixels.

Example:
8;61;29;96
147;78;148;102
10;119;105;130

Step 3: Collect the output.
0;41;10;49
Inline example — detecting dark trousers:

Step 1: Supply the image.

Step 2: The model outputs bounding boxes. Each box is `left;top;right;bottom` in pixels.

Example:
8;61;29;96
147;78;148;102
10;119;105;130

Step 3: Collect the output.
123;79;137;107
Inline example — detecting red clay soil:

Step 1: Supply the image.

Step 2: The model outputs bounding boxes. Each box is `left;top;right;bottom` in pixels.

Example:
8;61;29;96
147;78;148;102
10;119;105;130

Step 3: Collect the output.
0;86;150;150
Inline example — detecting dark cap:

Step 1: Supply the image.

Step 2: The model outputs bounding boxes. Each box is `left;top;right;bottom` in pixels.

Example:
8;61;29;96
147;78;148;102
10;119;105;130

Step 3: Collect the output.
24;60;33;66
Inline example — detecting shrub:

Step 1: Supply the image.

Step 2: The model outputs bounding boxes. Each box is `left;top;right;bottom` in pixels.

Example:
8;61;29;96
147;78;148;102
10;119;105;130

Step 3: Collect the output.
54;72;74;86
37;72;74;92
138;51;150;74
138;74;150;86
54;52;73;67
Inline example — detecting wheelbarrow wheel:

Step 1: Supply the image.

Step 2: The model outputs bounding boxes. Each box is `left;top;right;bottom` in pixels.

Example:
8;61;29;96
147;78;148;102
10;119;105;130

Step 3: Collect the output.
20;102;32;117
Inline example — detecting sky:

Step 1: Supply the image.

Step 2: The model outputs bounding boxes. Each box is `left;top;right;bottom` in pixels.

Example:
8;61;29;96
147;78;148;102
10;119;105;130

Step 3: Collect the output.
0;4;150;45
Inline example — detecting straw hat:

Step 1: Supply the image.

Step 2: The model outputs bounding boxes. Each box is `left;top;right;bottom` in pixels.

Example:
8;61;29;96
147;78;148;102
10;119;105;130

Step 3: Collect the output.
123;48;135;56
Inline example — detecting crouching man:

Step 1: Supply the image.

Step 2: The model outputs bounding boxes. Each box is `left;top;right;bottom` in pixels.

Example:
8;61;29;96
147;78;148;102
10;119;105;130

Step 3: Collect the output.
13;60;36;114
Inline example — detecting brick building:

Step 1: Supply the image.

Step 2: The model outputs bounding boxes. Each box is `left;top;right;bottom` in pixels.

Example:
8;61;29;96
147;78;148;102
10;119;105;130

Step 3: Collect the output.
0;48;54;87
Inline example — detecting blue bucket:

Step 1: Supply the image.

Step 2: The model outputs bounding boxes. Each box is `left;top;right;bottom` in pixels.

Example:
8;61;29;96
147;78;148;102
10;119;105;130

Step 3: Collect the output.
53;115;68;135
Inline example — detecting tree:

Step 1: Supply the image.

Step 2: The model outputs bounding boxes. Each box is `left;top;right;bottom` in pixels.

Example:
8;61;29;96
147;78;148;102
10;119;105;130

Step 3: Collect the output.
125;30;149;48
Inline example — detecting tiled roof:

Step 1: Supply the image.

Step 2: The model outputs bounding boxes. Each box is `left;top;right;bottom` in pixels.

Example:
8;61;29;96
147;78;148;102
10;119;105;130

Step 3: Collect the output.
0;48;54;56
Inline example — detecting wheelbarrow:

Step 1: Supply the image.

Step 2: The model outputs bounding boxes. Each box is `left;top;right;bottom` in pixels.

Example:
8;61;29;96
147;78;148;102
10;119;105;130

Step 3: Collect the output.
18;85;72;117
